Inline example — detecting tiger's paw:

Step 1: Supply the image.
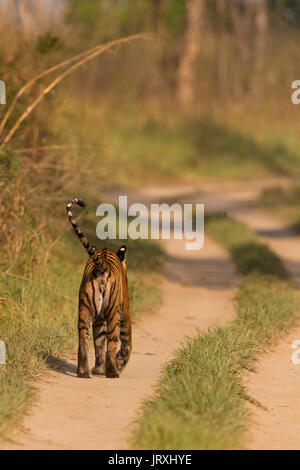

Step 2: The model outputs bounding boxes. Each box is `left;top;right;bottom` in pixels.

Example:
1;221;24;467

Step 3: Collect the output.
92;366;105;376
77;370;92;379
105;370;120;378
105;352;120;378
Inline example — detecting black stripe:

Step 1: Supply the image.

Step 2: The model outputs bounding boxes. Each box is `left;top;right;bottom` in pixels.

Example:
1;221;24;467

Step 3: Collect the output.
91;275;98;314
79;299;94;315
78;326;89;332
108;336;119;342
84;291;93;310
107;321;120;336
94;331;107;340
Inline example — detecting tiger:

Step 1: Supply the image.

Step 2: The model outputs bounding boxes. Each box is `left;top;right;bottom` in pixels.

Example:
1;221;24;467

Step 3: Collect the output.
66;198;132;379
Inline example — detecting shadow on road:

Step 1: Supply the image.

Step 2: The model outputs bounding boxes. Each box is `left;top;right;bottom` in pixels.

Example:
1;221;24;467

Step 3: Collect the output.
45;355;77;377
256;227;297;239
163;254;239;290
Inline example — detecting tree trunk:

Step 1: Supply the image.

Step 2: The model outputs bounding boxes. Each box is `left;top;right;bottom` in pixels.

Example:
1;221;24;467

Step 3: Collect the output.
215;0;227;100
254;0;268;84
151;0;164;32
229;0;255;99
177;0;205;113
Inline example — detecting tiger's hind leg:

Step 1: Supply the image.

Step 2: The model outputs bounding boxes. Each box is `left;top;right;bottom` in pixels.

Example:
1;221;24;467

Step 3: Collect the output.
77;305;93;378
105;313;120;378
92;318;106;375
116;311;132;372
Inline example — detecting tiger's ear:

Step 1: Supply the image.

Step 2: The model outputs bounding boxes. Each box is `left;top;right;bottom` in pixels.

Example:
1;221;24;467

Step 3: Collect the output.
117;245;127;262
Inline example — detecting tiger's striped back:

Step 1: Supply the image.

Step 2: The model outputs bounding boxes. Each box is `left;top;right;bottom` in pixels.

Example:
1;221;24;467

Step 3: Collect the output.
66;198;131;379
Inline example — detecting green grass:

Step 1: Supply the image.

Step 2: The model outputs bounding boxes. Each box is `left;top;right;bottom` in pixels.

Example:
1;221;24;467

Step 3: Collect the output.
205;215;287;279
0;198;163;439
260;185;300;232
51;100;300;186
132;215;298;450
104;117;300;181
0;246;80;438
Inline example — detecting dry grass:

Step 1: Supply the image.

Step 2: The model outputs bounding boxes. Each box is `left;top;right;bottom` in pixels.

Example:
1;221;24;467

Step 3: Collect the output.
0;33;155;146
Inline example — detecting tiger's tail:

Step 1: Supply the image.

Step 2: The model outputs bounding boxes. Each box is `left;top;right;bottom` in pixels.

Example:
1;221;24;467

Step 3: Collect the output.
66;198;107;273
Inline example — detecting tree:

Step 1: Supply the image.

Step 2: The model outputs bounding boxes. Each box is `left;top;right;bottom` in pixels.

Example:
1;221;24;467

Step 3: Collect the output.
177;0;205;113
254;0;268;84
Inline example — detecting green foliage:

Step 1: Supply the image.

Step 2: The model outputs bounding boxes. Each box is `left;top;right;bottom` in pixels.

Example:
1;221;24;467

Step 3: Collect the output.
65;0;155;40
66;0;103;30
0;148;21;184
280;1;300;26
205;215;287;278
0;242;79;437
260;185;300;232
164;0;187;35
192;120;299;177
36;34;62;54
231;242;287;278
66;0;186;37
97;115;300;184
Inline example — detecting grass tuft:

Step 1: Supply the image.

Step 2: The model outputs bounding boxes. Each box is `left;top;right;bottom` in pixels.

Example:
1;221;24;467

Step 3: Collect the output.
260;185;300;233
206;214;287;278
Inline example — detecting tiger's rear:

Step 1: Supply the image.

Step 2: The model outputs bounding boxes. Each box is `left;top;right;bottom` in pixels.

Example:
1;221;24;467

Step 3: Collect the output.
66;198;131;378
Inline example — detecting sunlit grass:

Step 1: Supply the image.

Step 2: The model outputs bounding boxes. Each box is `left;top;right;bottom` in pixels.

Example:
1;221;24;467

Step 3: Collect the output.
51;100;300;187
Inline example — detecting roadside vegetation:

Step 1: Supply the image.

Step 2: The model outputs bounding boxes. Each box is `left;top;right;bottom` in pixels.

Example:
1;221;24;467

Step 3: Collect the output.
51;106;300;185
260;185;300;232
132;215;298;450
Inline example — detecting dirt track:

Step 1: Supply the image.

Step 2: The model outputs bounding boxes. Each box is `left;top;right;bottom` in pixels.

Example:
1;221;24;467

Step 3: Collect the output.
2;189;239;450
3;181;300;450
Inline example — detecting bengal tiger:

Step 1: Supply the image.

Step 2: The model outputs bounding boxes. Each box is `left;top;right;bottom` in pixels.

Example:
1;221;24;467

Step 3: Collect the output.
66;198;132;379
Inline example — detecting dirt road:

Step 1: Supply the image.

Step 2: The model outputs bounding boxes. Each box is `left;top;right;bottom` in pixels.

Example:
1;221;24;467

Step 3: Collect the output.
3;180;300;450
2;189;239;450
